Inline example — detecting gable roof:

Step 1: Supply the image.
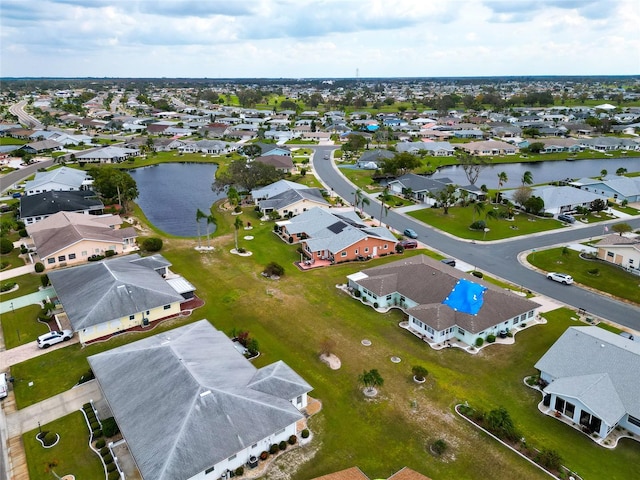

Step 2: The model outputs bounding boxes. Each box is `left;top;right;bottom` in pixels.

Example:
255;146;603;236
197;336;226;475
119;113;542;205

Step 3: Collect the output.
259;187;329;211
535;326;640;422
23;166;90;192
19;190;103;218
251;179;310;199
254;154;295;170
352;255;539;333
88;320;311;480
388;173;454;193
503;185;607;210
48;254;183;330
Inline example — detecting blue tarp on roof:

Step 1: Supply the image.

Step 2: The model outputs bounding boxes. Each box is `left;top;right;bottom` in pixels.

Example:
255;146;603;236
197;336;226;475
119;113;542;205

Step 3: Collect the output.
366;124;379;131
442;278;487;315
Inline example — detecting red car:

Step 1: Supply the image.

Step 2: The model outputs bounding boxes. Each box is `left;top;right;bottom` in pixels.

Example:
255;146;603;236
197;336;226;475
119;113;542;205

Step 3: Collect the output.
398;239;418;249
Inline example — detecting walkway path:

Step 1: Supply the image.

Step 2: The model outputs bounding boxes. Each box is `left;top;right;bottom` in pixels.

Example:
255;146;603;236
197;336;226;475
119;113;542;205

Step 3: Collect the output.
0;265;35;281
0;286;54;315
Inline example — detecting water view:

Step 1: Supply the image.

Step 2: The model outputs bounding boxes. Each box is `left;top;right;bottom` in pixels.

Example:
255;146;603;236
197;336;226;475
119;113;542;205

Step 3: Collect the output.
131;163;224;237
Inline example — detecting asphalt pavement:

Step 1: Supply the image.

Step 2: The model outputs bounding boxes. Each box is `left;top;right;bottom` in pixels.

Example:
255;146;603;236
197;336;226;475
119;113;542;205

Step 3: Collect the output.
310;145;640;331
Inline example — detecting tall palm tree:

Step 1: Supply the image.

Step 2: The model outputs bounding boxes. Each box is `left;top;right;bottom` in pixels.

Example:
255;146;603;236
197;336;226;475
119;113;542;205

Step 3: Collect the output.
234;216;243;251
195;208;207;248
496;171;508;204
353;189;363;212
206;213;216;248
472;201;485;222
379;186;391;227
521;170;533;187
360;196;370;216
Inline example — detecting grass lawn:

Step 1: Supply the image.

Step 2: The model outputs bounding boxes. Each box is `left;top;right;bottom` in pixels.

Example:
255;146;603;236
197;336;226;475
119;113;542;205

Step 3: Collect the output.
10;209;640;480
527;248;640;304
23;411;103;480
0;272;43;302
0;137;28;145
1;304;48;349
339;167;380;191
408;205;563;240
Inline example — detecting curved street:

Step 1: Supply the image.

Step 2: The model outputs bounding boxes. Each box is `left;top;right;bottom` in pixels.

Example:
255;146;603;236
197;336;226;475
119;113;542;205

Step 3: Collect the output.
309;145;640;330
8;100;43;130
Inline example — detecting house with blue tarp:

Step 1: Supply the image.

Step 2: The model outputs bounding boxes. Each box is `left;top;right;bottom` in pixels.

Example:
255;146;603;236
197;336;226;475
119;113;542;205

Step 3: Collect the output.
347;255;539;347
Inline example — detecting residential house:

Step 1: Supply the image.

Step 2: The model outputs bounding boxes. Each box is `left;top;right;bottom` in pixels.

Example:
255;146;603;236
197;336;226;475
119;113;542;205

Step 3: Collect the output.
251;179;312;202
178;140;237;154
21;139;64;154
453;129;484;139
26;212;137;270
570;177;640;204
460;140;518;156
255;143;292;157
257;187;329;218
88;320;313;480
48;253;192;343
23;166;92;196
347;255;539;346
595;234;640;273
387;173;455;205
578;137;640;152
356;149;395;169
311;466;432;480
396;142;428;155
253;154;295;173
534;326;640;441
75;146;139;164
538;138;582;154
276;208;398;264
19;190;104;225
503;185;607;216
420;141;455;157
301;131;331;142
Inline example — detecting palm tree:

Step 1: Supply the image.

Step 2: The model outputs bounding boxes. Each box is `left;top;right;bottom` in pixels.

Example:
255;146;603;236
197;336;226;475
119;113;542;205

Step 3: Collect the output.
521;170;533;187
600;169;608;179
195;208;207;248
378;186;391;227
205;213;216;248
358;369;384;395
496;171;508;204
353;189;363;212
234;216;243;251
472;201;485;222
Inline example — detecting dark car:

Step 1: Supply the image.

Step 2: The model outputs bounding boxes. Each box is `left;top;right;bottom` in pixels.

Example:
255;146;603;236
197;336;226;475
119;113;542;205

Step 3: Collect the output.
403;228;418;239
398;239;418;249
557;214;575;224
440;258;456;267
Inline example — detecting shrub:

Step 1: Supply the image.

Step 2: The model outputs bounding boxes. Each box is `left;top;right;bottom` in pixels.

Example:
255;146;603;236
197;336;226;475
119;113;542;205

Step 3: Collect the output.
92;429;103;438
235;466;244;476
88;254;105;262
104;454;114;465
471;270;483;278
373;302;379;308
353;290;361;298
34;262;45;273
234;205;242;213
108;470;120;480
288;435;297;445
301;429;310;439
395;244;405;253
486;334;496;343
83;402;92;410
18;228;28;237
279;440;287;451
263;262;285;277
107;463;117;472
536;448;563;471
260;451;269;460
20;245;28;254
412;365;428;381
101;417;120;437
90;421;99;431
0;282;16;292
40;274;50;287
587;267;599;275
269;443;278;454
105;249;116;257
142;237;163;252
431;439;447;455
100;447;110;456
0;237;13;255
95;439;106;449
475;337;484;347
79;369;95;384
469;220;486;230
43;431;57;446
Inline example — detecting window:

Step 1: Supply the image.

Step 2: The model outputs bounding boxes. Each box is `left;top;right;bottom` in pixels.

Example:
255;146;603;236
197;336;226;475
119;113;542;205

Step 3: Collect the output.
296;395;302;405
630;259;634;265
386;295;392;301
146;310;150;315
341;251;347;257
228;454;236;461
528;311;534;318
81;251;87;256
628;415;640;428
555;397;565;412
354;249;358;254
47;258;56;264
205;467;215;475
364;247;369;253
164;305;171;310
458;327;466;335
514;317;520;324
383;244;388;249
68;253;76;260
129;315;135;320
607;251;614;258
58;255;66;262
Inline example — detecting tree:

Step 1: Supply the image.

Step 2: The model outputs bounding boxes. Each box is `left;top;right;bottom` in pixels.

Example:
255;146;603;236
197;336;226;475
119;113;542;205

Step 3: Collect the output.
600;169;608;179
611;223;632;236
472;201;485;222
195;209;207;248
227;186;240;206
89;166;138;212
142;237;163;252
432;184;458;215
378;186;392;227
523;196;544;215
527;142;545;154
521;170;533;186
616;167;627;176
353;189;369;215
512;186;533;207
358;369;384;395
457;151;488;185
590;198;607;213
0;237;13;255
234;216;243;251
495;171;508;204
412;365;428;381
380;152;421;176
206;213;217;248
485;406;520;442
239;144;261;158
213;158;284;192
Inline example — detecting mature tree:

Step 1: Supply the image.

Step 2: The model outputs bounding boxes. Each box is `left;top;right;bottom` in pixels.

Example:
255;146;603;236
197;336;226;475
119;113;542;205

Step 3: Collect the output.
523;195;544;215
380;152;421;176
342;133;367;153
358;369;384;395
239;144;261;158
522;127;540;138
279;99;299;111
590;198;607;213
89;166;138;212
496;171;508;203
213;158;284;192
611;222;632;236
512;186;533;207
527;142;545;153
457;151;488;185
431;184;458;214
616;167;627;176
521;170;533;186
472;201;485;222
227;186;240;206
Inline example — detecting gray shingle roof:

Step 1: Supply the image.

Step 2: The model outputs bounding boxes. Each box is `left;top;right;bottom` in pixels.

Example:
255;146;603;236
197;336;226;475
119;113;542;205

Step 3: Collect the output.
535;326;640;422
48;254;183;330
19;190;103;218
259;187;328;212
388;173;454;193
88;320;312;480
23;166;89;192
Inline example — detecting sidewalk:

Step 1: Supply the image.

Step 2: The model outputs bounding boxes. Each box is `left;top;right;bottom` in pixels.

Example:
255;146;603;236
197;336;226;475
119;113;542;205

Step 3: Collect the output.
0;264;35;281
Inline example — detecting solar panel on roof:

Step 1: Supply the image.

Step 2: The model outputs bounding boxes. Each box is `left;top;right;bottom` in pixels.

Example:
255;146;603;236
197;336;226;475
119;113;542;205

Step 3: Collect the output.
327;221;347;234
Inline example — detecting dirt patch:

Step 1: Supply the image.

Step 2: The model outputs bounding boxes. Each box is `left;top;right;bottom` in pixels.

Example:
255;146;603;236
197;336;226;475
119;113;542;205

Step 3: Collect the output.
319;353;341;370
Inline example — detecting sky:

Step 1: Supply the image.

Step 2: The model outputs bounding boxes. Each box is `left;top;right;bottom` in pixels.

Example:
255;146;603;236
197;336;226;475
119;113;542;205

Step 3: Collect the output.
1;0;639;78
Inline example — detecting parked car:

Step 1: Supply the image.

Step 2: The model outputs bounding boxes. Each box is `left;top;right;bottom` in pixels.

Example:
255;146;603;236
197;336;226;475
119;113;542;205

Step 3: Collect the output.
440;258;456;267
557;214;575;224
547;272;574;285
37;330;73;349
619;332;638;342
403;228;418;239
398;239;418;249
0;373;8;399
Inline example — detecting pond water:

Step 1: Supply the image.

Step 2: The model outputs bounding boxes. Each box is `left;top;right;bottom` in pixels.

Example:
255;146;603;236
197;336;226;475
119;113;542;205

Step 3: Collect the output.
131;163;224;237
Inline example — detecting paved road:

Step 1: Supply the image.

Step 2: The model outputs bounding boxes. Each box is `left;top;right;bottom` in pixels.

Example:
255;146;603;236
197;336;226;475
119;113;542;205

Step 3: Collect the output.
310;146;640;330
8;100;43;129
0;159;54;194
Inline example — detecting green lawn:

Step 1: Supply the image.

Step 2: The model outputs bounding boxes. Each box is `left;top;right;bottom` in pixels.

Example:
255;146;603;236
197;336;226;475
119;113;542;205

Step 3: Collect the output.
9;211;640;480
0;272;43;302
408;205;563;240
527;248;640;304
1;304;48;348
23;411;104;480
0;137;28;145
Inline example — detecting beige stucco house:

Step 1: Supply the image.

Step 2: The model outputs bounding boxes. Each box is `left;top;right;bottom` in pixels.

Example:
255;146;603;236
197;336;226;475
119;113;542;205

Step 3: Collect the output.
596;233;640;273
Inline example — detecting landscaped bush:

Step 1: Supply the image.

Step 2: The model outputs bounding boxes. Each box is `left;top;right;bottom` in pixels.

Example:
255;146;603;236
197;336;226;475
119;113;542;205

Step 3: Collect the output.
79;369;95;384
107;463;117;473
88;254;105;262
587;267;600;275
90;421;99;431
104;454;114;465
101;417;120;437
43;431;57;446
475;337;484;347
235;466;244;476
278;440;287;451
142;237;163;252
105;249;116;257
373;302;379;308
288;435;297;445
535;448;563;471
20;245;28;254
259;451;269;460
353;290;361;298
431;439;447;455
100;447;110;456
471;270;483;278
40;274;50;287
95;438;106;449
395;244;405;253
486;334;496;343
469;220;486;230
34;262;45;273
234;205;242;213
92;429;103;438
0;282;16;292
108;470;120;480
0;237;13;254
301;429;310;439
412;365;428;381
83;402;92;410
263;262;285;277
269;443;278;454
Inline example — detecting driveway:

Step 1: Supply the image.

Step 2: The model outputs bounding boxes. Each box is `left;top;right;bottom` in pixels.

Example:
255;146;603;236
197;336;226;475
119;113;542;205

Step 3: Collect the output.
0;334;79;369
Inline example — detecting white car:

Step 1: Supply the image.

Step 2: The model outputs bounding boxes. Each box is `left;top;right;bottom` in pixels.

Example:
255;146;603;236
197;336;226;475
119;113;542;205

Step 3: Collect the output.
37;330;73;349
547;272;574;285
0;373;8;399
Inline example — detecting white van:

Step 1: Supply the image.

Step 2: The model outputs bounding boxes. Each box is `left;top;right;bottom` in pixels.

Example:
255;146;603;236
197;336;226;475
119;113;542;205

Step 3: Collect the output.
0;372;8;399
